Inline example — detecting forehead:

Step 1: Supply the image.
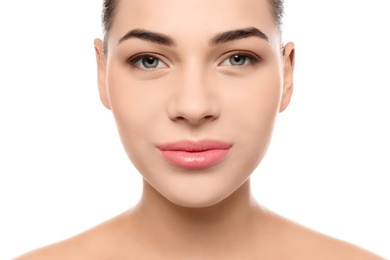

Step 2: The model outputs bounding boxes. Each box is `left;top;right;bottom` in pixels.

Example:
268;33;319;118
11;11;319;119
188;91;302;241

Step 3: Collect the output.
110;0;277;43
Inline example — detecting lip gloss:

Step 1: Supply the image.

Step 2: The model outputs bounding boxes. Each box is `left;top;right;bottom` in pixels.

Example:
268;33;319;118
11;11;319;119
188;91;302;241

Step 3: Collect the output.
157;140;231;169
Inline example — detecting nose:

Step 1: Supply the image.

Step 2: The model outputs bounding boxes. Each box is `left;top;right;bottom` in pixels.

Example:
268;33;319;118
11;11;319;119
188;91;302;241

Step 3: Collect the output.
167;68;221;126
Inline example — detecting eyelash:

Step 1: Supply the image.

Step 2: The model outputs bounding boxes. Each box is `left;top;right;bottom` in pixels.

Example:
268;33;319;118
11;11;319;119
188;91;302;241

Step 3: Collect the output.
219;52;260;67
127;52;260;70
128;54;168;70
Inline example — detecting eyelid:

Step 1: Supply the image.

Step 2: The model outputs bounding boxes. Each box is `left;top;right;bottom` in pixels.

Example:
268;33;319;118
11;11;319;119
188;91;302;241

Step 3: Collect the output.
127;53;170;69
218;51;261;66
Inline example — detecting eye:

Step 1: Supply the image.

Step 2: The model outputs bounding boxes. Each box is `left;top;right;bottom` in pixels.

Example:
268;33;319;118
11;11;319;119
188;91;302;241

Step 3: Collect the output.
128;55;168;69
220;53;259;67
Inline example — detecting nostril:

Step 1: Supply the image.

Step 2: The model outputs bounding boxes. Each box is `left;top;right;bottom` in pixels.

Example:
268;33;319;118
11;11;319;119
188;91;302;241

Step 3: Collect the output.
167;93;221;125
204;115;216;121
173;116;186;122
172;114;217;124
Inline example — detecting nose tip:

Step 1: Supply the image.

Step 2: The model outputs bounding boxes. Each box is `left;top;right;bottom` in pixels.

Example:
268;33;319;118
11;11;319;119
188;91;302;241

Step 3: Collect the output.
167;86;221;126
167;65;221;126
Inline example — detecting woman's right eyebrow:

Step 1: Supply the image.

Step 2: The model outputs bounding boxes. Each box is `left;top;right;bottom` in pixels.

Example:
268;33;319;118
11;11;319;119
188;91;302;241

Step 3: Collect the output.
117;27;269;46
118;29;175;46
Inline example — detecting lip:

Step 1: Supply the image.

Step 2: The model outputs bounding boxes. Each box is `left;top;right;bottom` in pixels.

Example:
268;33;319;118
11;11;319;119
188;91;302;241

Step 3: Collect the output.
157;140;232;169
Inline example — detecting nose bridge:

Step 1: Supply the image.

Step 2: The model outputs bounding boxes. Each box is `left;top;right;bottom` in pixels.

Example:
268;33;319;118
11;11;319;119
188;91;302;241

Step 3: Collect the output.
167;60;220;125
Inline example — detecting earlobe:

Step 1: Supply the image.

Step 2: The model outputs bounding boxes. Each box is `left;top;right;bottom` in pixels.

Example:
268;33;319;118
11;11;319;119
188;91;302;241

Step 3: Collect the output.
94;38;111;110
279;42;295;112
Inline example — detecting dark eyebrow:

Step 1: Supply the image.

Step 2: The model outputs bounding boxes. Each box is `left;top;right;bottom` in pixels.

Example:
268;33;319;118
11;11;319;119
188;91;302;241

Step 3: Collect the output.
118;29;175;46
209;27;269;45
117;27;268;47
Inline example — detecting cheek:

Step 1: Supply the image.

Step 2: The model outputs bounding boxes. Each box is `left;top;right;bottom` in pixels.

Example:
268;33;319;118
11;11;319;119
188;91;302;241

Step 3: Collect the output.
223;68;282;162
105;67;163;152
225;69;282;133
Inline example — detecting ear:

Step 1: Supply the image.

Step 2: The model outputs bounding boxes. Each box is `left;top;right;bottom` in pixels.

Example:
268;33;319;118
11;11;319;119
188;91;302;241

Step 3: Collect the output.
279;42;295;112
94;39;111;110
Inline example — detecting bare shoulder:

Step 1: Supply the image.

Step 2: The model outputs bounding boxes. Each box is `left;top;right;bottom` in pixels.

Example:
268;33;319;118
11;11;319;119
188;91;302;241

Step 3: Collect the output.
300;230;386;260
13;237;86;260
262;209;386;260
13;210;140;260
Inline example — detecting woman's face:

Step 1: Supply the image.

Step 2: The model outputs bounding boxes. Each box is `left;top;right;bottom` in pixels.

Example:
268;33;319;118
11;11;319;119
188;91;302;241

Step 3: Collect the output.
95;0;294;207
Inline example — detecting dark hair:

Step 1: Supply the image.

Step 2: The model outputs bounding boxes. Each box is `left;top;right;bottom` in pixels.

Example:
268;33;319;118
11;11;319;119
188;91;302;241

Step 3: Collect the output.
269;0;284;31
101;0;117;53
101;0;284;53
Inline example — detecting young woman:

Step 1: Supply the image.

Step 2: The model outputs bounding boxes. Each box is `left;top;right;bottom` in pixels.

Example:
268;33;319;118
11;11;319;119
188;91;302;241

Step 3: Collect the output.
15;0;385;259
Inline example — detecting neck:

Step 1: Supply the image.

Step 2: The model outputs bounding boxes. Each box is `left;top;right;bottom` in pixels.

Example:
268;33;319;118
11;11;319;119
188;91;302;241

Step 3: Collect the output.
133;179;263;257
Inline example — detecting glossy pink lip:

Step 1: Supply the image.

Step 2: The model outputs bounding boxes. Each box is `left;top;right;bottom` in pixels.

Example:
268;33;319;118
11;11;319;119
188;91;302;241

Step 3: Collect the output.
157;140;231;169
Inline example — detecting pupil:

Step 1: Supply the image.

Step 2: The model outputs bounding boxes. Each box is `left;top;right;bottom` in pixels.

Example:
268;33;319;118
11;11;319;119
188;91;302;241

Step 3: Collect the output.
142;56;158;68
230;55;246;66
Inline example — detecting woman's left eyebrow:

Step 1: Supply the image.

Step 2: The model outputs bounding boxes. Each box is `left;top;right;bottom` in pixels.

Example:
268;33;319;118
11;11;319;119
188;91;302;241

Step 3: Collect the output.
209;27;269;45
117;27;269;46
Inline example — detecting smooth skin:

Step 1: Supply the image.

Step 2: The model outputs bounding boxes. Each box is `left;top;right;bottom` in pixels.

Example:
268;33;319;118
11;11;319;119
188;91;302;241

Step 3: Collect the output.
15;0;385;259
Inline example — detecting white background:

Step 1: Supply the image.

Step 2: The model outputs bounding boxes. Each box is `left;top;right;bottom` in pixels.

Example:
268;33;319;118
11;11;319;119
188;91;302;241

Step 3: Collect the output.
0;0;389;258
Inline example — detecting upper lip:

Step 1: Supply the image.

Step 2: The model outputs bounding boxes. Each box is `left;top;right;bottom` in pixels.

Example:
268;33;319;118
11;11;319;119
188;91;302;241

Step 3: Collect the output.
157;140;232;152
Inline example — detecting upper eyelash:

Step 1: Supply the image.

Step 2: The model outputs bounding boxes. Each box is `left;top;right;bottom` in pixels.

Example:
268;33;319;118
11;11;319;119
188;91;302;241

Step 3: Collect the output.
243;54;260;64
127;54;165;68
222;52;261;65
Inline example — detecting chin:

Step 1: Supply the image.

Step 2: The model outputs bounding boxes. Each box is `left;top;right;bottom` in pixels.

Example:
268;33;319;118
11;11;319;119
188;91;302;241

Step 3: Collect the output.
167;193;228;209
138;146;259;209
155;176;245;209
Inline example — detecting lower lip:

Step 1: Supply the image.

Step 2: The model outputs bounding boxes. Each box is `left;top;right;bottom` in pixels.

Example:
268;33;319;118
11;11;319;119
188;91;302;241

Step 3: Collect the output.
159;149;229;169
